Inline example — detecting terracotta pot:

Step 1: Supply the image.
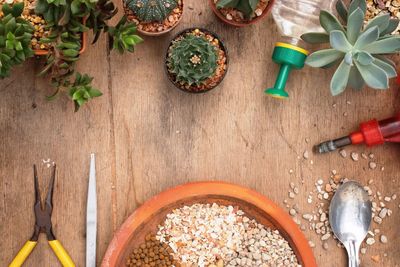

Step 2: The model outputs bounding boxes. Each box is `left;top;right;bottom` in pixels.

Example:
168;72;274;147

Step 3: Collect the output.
101;181;317;267
124;0;184;36
209;0;275;27
34;19;87;56
165;27;229;94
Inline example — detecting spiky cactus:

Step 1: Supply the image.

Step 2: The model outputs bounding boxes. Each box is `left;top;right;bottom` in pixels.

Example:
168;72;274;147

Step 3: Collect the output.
0;3;34;78
125;0;177;22
167;33;218;86
301;0;400;95
217;0;260;19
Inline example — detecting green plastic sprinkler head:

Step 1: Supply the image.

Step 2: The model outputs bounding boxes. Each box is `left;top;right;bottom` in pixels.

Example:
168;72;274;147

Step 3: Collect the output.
265;42;309;99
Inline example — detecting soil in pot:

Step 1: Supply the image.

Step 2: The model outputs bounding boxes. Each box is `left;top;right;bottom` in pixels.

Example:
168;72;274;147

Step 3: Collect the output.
124;0;183;35
212;0;272;25
165;28;228;93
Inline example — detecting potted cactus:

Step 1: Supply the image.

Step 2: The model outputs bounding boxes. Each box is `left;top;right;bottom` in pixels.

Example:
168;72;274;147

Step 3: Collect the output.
124;0;183;36
165;28;228;93
1;0;143;111
301;0;400;96
209;0;274;27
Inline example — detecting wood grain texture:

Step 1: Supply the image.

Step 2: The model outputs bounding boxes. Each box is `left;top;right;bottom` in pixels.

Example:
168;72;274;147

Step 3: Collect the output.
1;0;400;266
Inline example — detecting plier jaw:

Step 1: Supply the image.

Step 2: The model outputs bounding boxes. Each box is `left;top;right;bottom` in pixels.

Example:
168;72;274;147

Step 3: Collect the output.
9;164;75;267
31;164;56;242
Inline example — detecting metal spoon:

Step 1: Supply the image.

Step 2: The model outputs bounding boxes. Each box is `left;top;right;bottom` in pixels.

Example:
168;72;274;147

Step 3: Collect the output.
329;181;372;267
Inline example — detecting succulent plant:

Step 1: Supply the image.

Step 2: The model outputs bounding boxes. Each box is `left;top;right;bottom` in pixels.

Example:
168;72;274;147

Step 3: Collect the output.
301;0;400;96
33;0;143;110
0;3;34;78
125;0;177;22
167;33;218;86
216;0;260;19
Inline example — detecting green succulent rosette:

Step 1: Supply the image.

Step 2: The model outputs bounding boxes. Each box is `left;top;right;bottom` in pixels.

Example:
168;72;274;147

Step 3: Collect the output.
301;0;400;96
167;33;218;86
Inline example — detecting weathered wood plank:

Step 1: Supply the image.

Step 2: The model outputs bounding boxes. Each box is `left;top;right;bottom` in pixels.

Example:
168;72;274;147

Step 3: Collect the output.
0;34;114;266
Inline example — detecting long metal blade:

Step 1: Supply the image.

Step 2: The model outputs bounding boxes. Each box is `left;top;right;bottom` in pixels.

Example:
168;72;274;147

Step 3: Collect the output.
86;153;97;267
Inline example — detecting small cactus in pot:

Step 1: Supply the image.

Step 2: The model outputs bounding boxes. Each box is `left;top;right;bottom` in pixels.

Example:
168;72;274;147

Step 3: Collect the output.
165;28;228;93
124;0;183;35
301;0;400;96
211;0;274;26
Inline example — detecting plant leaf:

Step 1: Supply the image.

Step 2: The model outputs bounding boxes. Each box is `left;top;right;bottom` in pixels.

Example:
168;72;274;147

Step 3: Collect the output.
347;8;364;44
330;59;351;96
348;66;364;90
380;19;399;36
355;61;389;89
320;10;345;33
363;36;400;53
373;57;397;78
216;0;239;9
355;51;374;65
306;49;344;67
336;0;348;22
330;30;352;52
354;26;379;49
349;0;366;15
365;13;390;33
301;32;330;44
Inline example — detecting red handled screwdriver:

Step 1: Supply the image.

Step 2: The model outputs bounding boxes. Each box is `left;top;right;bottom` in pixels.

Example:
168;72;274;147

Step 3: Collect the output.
316;113;400;153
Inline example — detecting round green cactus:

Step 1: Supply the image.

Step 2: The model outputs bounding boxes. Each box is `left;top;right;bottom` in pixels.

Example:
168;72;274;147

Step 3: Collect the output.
125;0;178;23
167;33;218;86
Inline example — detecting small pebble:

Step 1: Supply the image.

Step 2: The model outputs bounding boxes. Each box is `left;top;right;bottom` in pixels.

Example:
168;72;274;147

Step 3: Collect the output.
339;149;347;158
351;152;359;161
369;162;377;170
366;237;375;245
380;235;388;244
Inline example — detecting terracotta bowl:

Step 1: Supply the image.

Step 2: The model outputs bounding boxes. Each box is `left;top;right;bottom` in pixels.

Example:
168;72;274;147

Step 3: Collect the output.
102;182;317;267
209;0;275;27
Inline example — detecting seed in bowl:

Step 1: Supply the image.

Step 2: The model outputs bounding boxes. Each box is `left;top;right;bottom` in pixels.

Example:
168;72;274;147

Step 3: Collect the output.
156;203;301;267
125;234;181;267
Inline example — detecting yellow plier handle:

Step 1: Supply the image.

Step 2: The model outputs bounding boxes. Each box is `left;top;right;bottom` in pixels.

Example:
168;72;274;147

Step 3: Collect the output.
9;241;37;267
48;240;76;267
9;240;75;267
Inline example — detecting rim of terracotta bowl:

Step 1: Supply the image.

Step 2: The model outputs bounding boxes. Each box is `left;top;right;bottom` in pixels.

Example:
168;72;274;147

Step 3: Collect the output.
123;0;184;36
209;0;275;27
164;27;229;94
34;18;87;56
101;181;317;267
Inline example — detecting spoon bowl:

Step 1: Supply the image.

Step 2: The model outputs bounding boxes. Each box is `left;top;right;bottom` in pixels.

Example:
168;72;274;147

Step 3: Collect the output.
329;181;372;267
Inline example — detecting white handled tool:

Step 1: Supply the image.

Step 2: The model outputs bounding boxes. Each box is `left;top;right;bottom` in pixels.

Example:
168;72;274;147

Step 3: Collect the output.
86;153;97;267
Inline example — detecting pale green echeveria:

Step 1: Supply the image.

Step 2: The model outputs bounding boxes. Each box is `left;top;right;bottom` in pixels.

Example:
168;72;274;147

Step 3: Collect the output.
301;0;400;96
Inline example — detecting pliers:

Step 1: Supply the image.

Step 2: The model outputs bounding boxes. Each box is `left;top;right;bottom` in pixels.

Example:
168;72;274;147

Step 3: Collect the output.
9;165;75;267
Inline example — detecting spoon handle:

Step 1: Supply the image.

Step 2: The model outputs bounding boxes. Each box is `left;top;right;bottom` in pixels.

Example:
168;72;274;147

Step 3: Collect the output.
346;241;360;267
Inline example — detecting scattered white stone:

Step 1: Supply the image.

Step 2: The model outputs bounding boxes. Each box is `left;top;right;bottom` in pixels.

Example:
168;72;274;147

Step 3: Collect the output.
366;237;375;245
380;235;388;244
351;152;359;161
369;162;377;170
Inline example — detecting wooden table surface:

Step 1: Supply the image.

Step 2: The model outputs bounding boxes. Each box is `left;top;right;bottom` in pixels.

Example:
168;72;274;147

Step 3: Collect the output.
1;1;399;266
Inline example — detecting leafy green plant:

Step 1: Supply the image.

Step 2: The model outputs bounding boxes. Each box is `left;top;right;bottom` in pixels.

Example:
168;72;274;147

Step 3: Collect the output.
125;0;177;22
167;33;218;86
216;0;259;19
0;0;143;111
301;0;400;95
0;3;34;78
